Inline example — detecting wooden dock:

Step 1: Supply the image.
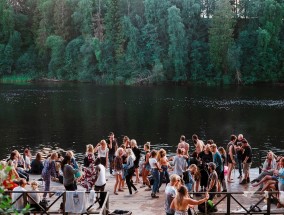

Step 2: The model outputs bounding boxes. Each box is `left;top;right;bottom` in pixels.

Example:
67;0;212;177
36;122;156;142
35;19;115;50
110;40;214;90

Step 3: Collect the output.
25;168;284;214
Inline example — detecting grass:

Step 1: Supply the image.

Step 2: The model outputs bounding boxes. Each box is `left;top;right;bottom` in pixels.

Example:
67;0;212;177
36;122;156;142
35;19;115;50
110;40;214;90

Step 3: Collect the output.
0;73;35;83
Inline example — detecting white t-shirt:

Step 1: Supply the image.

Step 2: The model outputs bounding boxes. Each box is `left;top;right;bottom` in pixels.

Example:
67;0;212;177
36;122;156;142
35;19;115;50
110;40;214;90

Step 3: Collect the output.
149;158;158;169
98;147;109;158
95;164;106;186
12;186;27;210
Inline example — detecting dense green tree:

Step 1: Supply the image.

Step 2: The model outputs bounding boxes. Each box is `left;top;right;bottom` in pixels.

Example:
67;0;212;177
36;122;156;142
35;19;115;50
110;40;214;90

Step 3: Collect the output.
53;0;72;41
0;0;284;85
45;35;65;78
167;6;188;81
0;1;15;42
209;0;235;83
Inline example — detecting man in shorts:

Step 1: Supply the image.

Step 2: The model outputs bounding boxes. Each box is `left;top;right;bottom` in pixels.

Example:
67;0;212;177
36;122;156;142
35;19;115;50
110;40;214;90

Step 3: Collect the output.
240;139;252;184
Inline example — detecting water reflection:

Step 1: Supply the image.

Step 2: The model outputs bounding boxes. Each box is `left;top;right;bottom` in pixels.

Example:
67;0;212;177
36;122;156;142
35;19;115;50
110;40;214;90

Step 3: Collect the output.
0;84;283;164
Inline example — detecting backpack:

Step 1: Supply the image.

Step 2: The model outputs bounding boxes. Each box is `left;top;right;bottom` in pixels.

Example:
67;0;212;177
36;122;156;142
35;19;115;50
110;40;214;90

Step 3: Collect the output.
198;200;217;213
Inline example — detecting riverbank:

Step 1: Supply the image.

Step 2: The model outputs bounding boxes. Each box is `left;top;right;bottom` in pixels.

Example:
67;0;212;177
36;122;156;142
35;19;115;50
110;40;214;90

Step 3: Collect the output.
2;74;284;86
24;168;283;215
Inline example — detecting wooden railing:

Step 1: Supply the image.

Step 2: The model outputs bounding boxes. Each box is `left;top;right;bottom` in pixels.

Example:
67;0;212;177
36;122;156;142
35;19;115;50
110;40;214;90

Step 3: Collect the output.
7;190;109;215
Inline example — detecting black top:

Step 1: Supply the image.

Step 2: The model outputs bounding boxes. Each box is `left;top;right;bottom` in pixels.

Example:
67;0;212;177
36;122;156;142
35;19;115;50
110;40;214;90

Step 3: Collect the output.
108;138;118;155
199;151;213;164
242;145;252;163
132;147;141;166
30;159;44;174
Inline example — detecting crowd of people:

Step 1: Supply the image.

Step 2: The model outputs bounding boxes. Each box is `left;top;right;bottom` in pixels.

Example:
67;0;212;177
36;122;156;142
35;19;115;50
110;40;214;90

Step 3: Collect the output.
1;132;284;214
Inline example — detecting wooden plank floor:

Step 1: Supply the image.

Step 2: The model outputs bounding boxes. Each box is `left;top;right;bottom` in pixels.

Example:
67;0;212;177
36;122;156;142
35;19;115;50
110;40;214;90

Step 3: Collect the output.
27;168;284;215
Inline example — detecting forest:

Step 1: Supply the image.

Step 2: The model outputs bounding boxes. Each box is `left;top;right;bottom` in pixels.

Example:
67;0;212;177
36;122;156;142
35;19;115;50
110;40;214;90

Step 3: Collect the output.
0;0;284;85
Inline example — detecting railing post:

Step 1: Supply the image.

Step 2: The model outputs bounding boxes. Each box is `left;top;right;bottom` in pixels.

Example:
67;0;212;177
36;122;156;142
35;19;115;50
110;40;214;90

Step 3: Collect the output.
63;191;66;215
259;150;262;174
23;192;27;208
106;193;109;212
227;193;231;215
267;192;271;215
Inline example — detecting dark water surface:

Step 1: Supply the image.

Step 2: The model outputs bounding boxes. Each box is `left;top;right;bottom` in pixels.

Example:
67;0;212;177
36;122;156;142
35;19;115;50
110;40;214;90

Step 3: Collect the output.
0;83;283;162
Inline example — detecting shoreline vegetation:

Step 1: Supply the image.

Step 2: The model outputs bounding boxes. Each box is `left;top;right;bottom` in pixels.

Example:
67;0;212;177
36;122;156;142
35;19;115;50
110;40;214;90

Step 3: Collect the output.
1;74;284;86
0;0;284;86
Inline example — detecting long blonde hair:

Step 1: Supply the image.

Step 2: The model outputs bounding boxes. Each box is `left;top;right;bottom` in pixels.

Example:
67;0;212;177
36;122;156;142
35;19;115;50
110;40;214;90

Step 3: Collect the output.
126;148;136;162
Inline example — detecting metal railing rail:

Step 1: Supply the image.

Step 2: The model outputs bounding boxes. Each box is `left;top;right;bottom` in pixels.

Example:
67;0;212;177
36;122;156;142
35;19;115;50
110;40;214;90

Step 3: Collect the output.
7;190;109;215
195;191;282;214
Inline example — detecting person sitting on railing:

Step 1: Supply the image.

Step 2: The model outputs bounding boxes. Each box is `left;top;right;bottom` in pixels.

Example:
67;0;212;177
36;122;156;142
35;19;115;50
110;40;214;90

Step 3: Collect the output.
252;157;284;193
251;151;277;184
11;178;27;211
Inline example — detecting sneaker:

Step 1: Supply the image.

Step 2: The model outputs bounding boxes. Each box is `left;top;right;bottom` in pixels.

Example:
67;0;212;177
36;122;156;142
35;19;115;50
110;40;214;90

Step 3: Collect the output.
239;179;247;185
125;194;132;197
237;175;242;179
251;179;259;184
151;194;159;198
222;189;227;192
140;184;146;188
134;190;138;194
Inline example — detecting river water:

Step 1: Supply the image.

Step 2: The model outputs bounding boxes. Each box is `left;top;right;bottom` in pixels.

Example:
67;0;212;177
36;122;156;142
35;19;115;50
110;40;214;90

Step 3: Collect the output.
0;83;283;163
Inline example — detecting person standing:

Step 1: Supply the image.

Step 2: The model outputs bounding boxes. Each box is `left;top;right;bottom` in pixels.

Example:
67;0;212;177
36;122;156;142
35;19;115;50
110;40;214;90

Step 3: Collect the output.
172;148;187;178
211;144;223;194
108;132;118;175
94;140;109;169
41;152;57;199
62;155;79;191
164;174;181;215
240;139;252;184
113;148;124;194
178;135;189;157
192;134;204;156
131;139;141;184
170;185;209;215
124;148;138;196
94;158;107;208
236;134;244;178
207;162;218;201
141;142;151;189
149;150;161;198
226;135;237;182
198;144;213;192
